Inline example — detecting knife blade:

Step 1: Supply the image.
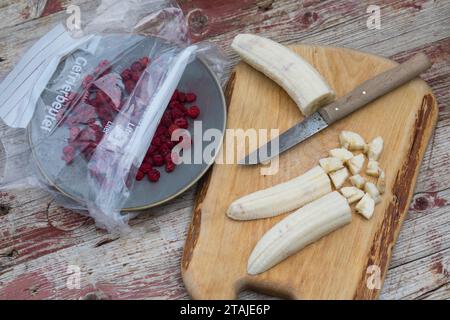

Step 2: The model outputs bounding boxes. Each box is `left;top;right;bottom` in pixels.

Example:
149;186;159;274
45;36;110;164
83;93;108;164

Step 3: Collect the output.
239;53;432;165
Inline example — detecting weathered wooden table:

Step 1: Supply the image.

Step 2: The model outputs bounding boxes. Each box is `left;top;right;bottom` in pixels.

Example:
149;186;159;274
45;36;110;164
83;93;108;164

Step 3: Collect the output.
0;0;448;300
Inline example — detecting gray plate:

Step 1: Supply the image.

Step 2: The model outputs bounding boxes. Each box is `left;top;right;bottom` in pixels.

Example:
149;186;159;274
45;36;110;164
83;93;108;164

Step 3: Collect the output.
28;35;226;211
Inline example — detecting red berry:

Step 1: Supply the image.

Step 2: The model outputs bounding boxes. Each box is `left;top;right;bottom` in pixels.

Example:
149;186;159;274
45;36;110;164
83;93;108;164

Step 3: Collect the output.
186;93;196;103
151;154;164;166
147;145;158;156
121;69;132;81
125;80;135;94
171;109;184;119
177;92;186;102
82;75;94;89
164;153;173;163
151;136;162;147
69;127;81;141
140;163;152;174
187;106;200;119
131;61;143;72
155;126;168;137
99;59;109;68
174;117;188;129
171;90;179;102
136;171;145;181
168;124;179;136
62;154;74;165
131;71;141;82
165;161;175;173
148;169;160;182
63;145;74;155
140;57;150;67
159;144;171;156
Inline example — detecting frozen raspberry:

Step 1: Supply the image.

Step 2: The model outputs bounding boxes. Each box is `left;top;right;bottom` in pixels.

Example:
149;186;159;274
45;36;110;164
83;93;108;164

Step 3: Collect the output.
121;69;132;81
185;93;196;103
159;144;171;156
82;75;94;89
140;57;150;67
136;170;145;181
177;92;186;102
148;169;160;182
171;109;184;120
99;59;110;68
151;154;164;166
63;145;75;155
171;90;179;102
131;61;143;72
165;161;176;173
69;127;81;141
140;163;152;174
125;80;135;94
168;124;179;136
186;106;200;119
131;71;141;82
174;117;188;129
164;153;174;164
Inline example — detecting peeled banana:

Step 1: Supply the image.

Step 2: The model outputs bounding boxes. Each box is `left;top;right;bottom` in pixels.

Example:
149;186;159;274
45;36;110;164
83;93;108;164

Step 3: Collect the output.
227;166;332;220
247;191;351;275
231;34;335;116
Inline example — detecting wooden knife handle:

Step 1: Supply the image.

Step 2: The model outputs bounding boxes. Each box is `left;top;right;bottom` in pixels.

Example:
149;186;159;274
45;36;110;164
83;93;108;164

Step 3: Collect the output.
318;53;432;124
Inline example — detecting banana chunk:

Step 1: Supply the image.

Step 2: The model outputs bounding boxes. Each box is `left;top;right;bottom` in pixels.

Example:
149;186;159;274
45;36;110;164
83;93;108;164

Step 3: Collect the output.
377;170;386;194
339;131;367;151
340;186;364;204
247;191;351;275
367;136;384;161
227;166;331;220
364;182;381;204
231;34;335;116
329;148;354;162
347;154;365;175
329;167;349;189
366;160;381;177
319;157;344;173
356;193;375;219
349;174;366;189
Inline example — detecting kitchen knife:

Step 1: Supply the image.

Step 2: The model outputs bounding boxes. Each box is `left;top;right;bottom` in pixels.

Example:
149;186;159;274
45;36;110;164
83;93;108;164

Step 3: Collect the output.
239;53;432;165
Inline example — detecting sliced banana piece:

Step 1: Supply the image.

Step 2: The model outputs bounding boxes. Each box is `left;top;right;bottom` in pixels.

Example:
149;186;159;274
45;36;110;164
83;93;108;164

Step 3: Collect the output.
329;148;354;162
364;182;381;204
247;191;351;275
347;154;365;175
231;34;335;116
356;193;375;219
367;136;384;161
349;174;366;189
377;170;386;194
366;160;381;177
340;186;364;204
227;166;331;220
329;167;349;189
319;157;344;173
339;131;367;151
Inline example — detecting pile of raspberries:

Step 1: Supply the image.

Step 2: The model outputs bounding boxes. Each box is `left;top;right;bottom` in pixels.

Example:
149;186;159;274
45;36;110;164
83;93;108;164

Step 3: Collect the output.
61;57;200;183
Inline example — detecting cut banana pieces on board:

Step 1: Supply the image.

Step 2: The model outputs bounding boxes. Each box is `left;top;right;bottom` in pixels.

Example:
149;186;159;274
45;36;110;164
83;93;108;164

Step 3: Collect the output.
231;34;335;116
247;191;351;275
227;166;331;220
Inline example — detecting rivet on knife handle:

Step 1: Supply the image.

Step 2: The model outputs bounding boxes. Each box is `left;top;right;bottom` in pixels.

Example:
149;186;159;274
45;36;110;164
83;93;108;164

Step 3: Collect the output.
318;53;432;124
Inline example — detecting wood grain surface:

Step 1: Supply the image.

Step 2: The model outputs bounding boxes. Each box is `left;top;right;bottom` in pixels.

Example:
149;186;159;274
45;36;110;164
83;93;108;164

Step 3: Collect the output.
182;45;438;299
0;0;448;300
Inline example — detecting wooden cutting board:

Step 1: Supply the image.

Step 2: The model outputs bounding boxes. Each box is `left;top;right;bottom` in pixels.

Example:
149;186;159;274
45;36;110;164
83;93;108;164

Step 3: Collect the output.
181;45;438;299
